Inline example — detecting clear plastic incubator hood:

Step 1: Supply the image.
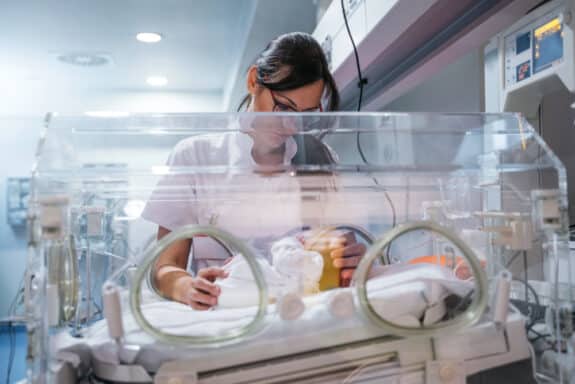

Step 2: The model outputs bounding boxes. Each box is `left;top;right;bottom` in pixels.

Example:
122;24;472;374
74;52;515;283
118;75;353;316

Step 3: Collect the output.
26;113;574;383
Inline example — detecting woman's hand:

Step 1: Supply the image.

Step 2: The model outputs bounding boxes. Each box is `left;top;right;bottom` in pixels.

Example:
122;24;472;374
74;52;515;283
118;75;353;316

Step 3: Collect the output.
302;229;367;287
173;267;229;310
330;231;367;287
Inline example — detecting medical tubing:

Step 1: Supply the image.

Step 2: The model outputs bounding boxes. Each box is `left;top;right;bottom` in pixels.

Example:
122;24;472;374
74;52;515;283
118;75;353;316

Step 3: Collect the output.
355;221;489;337
129;225;268;345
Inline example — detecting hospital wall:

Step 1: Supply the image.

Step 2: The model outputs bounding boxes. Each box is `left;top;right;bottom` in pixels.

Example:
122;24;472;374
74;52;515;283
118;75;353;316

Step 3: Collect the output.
383;49;484;113
0;91;222;318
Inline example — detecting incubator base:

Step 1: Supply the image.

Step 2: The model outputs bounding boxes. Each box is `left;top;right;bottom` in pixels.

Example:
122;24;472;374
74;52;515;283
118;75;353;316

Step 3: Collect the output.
51;311;532;384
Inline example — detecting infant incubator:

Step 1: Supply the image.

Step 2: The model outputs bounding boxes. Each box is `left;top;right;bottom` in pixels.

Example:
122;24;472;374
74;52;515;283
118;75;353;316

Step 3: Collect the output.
26;113;574;383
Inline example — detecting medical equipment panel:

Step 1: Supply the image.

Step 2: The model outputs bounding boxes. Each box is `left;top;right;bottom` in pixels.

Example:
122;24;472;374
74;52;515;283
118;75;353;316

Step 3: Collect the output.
501;0;575;117
504;7;566;88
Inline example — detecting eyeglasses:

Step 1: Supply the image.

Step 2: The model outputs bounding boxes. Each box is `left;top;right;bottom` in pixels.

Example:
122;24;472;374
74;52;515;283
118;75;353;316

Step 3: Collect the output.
269;89;323;113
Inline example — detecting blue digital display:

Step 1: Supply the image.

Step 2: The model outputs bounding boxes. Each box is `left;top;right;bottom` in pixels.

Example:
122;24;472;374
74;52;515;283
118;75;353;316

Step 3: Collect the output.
533;18;563;74
516;32;531;55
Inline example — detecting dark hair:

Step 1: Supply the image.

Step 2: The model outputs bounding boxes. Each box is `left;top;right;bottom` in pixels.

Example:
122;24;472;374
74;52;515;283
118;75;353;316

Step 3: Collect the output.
238;32;340;112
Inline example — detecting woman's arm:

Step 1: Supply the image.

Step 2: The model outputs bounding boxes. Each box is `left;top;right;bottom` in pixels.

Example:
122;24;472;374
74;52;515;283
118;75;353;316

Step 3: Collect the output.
153;226;227;310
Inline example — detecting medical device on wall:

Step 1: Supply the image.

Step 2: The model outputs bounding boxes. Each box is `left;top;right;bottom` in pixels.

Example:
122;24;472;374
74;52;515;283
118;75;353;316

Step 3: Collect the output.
501;0;575;116
312;0;540;110
26;113;572;383
495;0;575;283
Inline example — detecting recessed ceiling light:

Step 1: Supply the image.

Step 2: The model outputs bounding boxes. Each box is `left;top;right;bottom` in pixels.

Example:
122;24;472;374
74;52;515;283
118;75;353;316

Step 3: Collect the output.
146;76;168;87
57;53;110;67
136;32;163;43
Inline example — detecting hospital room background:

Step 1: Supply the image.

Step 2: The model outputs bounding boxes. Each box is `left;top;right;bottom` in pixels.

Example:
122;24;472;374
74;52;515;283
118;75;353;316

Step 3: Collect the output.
1;0;575;383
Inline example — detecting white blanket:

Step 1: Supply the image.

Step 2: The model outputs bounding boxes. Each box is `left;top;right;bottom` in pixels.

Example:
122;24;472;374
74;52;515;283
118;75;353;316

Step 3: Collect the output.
81;263;473;347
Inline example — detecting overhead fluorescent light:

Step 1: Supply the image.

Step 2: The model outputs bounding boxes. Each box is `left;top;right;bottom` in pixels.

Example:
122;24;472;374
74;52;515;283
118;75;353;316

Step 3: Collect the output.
136;32;163;43
146;76;168;87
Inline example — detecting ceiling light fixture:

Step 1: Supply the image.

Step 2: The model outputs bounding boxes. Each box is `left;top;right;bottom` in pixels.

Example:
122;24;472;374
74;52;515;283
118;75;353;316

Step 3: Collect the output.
136;32;163;43
57;53;110;67
146;76;168;87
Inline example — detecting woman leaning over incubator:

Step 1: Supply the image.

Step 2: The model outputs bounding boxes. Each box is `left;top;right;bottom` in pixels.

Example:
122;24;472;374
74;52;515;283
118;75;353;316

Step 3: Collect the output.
141;32;367;310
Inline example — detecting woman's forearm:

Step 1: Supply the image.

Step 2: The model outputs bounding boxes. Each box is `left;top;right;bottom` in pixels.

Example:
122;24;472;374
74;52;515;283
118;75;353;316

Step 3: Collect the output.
155;265;192;301
154;226;193;301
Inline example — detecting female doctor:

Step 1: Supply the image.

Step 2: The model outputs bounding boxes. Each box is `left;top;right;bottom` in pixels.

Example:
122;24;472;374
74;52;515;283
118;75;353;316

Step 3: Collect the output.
142;32;367;310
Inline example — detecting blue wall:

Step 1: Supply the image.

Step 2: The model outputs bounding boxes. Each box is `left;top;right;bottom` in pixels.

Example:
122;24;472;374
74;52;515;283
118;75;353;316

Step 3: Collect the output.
0;323;26;383
0;117;43;318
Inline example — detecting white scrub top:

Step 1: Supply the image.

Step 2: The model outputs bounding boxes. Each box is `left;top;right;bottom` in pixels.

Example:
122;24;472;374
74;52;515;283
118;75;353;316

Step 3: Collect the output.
141;129;303;272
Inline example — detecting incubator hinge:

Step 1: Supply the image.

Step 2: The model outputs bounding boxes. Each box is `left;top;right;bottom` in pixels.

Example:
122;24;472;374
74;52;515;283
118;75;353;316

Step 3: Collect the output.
425;359;465;384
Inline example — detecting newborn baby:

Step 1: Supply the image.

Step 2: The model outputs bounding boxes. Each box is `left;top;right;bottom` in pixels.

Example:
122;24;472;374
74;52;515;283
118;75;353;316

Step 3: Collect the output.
215;237;323;308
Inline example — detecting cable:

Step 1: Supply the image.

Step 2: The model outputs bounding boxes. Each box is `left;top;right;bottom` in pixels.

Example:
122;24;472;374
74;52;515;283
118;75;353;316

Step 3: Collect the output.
340;0;370;167
340;0;397;263
511;276;543;333
505;250;523;269
340;0;372;173
356;118;369;164
529;329;552;344
447;289;475;319
340;0;366;112
6;321;15;384
523;251;529;305
7;273;25;318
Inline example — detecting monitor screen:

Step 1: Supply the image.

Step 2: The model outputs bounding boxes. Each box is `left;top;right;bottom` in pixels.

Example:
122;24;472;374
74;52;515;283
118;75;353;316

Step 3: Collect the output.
516;32;531;55
533;17;564;74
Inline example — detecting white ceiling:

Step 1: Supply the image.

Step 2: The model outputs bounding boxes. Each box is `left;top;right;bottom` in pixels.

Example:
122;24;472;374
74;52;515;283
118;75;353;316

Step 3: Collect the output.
0;0;254;92
0;0;318;113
